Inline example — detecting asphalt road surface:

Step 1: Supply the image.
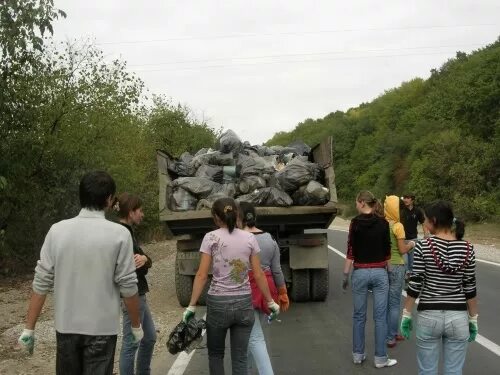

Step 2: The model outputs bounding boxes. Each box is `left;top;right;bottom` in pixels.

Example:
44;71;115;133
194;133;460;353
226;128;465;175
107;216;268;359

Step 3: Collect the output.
156;229;500;374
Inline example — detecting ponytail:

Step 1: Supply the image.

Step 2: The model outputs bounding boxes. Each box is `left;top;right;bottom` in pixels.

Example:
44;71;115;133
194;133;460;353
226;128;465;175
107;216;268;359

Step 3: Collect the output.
453;217;465;240
424;200;465;240
238;201;257;228
212;197;238;233
356;190;383;216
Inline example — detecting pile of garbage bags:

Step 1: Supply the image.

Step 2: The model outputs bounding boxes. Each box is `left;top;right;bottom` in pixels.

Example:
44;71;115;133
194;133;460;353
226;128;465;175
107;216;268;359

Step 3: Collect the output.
167;129;330;211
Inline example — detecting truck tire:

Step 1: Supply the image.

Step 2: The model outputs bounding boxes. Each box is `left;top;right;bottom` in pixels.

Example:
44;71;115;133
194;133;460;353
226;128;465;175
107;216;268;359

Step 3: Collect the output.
310;268;329;301
290;269;310;302
175;258;193;307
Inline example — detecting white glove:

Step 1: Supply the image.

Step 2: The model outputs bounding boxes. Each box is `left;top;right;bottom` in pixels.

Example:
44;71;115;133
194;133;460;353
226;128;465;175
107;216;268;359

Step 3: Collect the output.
17;329;35;355
267;300;280;315
131;325;144;344
183;305;196;323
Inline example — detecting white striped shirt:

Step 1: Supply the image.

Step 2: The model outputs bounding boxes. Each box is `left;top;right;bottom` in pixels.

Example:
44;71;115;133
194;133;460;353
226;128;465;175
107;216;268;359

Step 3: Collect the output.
407;236;476;310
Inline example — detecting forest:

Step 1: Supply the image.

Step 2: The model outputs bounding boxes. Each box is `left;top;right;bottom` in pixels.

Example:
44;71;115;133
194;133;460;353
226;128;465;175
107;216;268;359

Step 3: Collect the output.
1;1;498;271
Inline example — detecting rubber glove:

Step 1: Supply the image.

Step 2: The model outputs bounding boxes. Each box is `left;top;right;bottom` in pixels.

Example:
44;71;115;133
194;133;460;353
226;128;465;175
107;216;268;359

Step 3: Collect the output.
183;305;196;323
131;324;144;344
341;272;349;291
468;314;478;342
400;309;413;339
17;329;35;355
278;285;290;312
267;300;280;321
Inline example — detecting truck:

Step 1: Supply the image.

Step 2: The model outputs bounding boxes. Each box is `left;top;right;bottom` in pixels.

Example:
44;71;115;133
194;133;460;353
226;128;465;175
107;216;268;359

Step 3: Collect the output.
157;137;337;307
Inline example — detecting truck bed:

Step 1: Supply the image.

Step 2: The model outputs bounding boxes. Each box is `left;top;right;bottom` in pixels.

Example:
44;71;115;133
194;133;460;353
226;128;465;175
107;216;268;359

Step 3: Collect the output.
157;137;337;237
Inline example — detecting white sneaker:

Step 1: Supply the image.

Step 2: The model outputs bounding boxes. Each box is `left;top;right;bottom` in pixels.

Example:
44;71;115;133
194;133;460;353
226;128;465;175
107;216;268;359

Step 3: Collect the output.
375;358;397;368
353;354;366;364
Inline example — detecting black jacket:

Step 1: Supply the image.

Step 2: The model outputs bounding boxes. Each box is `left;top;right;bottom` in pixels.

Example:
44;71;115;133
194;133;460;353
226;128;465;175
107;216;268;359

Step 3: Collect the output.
120;222;152;295
347;213;391;265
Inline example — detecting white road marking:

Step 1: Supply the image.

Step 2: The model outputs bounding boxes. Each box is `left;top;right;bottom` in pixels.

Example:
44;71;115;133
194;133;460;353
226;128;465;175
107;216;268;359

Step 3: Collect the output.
328;244;500;357
167;313;207;375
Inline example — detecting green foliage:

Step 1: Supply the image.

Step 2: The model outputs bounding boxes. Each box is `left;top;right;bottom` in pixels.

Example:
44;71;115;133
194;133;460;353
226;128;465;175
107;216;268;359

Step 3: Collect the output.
266;39;500;221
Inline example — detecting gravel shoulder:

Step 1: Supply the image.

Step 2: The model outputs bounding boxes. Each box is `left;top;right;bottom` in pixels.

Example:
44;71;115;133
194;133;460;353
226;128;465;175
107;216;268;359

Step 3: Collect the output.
0;240;182;375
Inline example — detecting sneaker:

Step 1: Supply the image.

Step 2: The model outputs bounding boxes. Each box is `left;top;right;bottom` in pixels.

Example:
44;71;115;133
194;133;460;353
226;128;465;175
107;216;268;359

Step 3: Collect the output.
353;354;366;364
375;358;398;368
386;339;396;348
395;334;405;341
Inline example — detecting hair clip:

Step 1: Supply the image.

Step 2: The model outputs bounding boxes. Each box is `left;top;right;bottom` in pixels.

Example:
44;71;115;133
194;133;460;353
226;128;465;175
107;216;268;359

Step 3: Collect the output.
452;217;457;224
113;201;120;212
246;212;254;220
223;205;233;213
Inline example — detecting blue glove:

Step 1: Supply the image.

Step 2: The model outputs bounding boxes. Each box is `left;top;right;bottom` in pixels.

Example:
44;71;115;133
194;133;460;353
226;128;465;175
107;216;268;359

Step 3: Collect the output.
400;309;413;339
468;314;478;342
183;305;196;323
17;329;35;355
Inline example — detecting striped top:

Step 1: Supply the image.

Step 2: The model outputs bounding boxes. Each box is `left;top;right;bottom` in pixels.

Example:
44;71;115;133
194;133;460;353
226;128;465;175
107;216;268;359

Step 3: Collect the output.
407;237;477;311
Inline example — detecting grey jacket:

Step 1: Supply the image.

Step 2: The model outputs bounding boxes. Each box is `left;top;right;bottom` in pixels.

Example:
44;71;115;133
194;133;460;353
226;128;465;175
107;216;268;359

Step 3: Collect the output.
33;209;138;335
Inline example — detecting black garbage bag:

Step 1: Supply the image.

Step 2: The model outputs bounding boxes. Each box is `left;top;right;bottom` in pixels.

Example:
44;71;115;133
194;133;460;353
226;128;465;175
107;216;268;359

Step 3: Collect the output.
238;175;266;194
190;151;235;170
167;318;206;355
236;154;275;177
169;187;198;211
196;192;232;210
168;161;196;177
236;187;292;207
276;158;322;192
218;129;243;154
195;165;224;183
172;177;222;198
292;181;330;206
286;140;311;156
179;151;194;164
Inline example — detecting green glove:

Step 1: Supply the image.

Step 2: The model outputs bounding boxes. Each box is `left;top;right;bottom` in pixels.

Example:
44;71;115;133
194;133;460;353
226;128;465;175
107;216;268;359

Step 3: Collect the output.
183;305;196;323
468;314;478;342
17;329;35;355
400;309;413;339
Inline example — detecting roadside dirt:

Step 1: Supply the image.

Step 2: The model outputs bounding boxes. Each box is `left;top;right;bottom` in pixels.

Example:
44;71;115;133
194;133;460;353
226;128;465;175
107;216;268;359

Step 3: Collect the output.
0;240;183;375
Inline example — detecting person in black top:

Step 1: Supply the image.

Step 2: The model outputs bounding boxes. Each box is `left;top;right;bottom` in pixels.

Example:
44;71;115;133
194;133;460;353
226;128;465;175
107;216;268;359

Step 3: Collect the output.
115;193;156;375
342;191;397;369
400;193;428;274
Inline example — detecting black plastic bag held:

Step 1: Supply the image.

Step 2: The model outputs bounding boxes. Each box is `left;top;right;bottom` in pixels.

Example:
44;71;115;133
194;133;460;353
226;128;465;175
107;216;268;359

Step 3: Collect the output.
167;318;206;355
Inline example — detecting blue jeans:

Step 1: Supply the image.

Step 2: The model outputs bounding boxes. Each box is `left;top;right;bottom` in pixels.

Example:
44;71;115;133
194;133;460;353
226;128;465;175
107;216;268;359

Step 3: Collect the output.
120;295;157;375
248;310;274;375
386;264;405;342
404;238;418;272
206;294;254;375
416;310;469;375
351;267;389;364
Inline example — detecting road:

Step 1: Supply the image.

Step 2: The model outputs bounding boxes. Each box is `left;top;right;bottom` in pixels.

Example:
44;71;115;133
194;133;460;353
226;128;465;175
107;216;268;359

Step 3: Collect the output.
155;229;500;374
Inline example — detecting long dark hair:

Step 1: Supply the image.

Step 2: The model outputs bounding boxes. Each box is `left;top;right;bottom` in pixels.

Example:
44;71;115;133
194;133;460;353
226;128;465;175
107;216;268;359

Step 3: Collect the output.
424;200;465;240
238;201;256;228
212;197;238;233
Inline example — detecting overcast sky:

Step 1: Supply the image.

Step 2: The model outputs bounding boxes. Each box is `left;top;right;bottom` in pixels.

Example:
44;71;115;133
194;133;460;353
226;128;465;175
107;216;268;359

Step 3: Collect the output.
53;1;499;145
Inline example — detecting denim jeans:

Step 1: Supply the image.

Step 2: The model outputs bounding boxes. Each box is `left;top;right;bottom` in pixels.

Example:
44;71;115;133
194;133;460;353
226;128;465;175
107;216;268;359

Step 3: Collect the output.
248;310;274;375
416;310;469;375
56;332;117;375
206;294;254;375
351;267;389;365
404;238;418;272
120;295;157;375
386;264;406;342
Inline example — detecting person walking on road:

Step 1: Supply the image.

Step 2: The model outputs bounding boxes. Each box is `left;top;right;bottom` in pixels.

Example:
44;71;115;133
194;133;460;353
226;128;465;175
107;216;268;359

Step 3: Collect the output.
342;191;397;368
238;202;289;375
384;195;415;348
17;171;143;375
116;193;157;375
400;193;428;275
182;197;280;375
401;200;478;375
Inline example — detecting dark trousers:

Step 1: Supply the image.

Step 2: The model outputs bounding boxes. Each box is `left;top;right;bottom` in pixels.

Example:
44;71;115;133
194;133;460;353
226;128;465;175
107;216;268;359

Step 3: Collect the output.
206;294;254;375
56;331;117;375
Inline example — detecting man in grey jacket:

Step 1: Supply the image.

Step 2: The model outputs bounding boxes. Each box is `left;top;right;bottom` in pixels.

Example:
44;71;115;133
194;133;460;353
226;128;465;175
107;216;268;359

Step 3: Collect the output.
17;171;143;375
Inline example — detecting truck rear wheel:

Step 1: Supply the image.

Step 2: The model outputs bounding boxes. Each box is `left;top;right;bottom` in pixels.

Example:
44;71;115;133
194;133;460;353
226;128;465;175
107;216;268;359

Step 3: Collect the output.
290;269;310;302
310;268;329;301
175;257;193;307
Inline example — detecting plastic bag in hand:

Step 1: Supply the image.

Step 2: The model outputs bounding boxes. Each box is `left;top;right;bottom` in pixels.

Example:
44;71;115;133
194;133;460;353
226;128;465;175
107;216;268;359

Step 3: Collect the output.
166;318;206;355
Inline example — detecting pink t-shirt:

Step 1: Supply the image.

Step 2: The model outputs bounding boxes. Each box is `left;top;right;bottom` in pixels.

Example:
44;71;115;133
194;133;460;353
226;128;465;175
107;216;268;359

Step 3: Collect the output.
200;228;260;296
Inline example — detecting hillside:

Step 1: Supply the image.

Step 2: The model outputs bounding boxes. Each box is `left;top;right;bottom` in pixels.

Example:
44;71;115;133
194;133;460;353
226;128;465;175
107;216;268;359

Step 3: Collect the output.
266;38;500;220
